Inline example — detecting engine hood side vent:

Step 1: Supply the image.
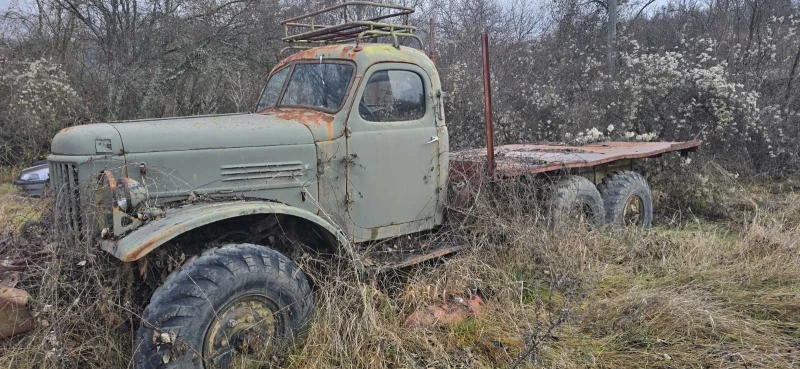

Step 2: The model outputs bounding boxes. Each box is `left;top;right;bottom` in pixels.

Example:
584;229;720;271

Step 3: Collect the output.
220;161;306;182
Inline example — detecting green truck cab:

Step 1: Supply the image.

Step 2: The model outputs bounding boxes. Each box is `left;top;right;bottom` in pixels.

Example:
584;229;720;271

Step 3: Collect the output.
44;3;699;368
50;42;447;260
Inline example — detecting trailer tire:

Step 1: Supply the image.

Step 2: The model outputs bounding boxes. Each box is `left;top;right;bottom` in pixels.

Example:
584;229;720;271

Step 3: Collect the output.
134;244;313;369
549;175;606;228
597;170;653;228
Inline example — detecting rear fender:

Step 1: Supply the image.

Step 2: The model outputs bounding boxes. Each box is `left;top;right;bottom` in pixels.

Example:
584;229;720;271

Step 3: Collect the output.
100;201;362;271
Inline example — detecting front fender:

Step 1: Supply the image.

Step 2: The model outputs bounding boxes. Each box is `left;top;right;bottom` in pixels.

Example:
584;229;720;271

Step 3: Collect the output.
100;201;359;268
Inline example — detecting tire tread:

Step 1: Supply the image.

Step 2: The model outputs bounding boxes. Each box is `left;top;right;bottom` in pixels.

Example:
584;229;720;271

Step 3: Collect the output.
597;170;653;227
134;244;313;369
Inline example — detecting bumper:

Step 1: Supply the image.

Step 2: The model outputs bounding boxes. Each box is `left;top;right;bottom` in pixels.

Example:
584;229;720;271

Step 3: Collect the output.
11;179;47;196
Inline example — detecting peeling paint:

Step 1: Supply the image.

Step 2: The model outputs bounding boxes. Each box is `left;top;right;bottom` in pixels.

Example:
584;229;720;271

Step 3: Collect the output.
264;108;336;141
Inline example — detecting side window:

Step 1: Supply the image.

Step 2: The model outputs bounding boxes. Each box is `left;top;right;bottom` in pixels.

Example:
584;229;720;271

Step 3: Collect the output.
359;70;425;122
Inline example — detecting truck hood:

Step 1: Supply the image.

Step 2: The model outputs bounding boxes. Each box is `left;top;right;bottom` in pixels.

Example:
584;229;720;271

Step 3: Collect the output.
51;113;314;155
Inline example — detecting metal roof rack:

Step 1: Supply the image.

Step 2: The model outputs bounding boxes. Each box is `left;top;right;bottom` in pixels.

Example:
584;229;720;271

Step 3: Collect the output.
281;1;422;49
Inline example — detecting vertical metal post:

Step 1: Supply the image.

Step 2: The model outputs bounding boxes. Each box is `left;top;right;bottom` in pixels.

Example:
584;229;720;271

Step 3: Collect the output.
607;0;618;78
481;33;495;175
429;17;436;64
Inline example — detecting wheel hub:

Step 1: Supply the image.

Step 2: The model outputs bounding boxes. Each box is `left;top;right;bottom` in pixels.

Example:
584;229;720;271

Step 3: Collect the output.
565;203;593;227
203;294;278;368
623;194;644;226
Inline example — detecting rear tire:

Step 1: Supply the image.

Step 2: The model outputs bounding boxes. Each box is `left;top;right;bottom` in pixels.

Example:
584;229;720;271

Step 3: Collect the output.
549;175;606;228
597;170;653;228
134;244;313;369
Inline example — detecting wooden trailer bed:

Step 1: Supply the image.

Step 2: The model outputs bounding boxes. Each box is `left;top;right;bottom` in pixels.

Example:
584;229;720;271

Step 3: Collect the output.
451;141;702;176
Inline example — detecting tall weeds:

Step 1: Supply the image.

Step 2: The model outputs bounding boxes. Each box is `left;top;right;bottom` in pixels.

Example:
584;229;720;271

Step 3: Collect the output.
0;168;798;368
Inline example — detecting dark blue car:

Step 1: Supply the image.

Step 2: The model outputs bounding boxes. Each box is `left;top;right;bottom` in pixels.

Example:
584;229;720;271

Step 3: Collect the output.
12;160;49;197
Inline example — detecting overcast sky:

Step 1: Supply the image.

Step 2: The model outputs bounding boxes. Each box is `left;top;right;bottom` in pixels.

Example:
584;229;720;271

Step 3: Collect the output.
0;0;672;22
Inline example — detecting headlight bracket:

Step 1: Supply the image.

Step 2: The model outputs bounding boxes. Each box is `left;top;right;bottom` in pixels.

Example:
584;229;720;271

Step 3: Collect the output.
95;170;142;239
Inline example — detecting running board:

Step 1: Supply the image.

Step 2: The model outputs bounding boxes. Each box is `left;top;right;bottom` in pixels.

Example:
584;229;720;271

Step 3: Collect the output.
363;244;466;272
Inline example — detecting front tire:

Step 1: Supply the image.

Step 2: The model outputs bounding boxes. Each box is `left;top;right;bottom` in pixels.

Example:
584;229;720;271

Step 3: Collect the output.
134;244;313;369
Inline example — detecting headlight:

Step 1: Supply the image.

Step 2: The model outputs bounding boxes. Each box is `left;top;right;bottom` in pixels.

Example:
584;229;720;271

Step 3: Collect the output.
20;173;39;181
115;192;129;211
114;177;147;214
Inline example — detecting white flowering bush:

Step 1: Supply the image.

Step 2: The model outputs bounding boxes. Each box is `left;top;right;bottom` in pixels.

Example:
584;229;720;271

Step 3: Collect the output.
606;48;777;159
440;29;797;172
0;59;89;166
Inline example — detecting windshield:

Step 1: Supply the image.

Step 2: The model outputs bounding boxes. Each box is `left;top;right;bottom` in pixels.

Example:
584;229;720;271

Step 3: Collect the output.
257;62;354;112
257;67;290;110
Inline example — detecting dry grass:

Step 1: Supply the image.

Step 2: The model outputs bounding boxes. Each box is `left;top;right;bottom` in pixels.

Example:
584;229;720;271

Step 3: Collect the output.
280;168;799;369
0;184;44;231
0;164;798;368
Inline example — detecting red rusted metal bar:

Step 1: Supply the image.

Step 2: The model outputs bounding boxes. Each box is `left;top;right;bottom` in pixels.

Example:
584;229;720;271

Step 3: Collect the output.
481;33;495;175
429;17;436;64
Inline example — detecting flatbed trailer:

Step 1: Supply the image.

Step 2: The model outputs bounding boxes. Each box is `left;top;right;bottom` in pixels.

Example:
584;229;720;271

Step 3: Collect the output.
452;141;701;177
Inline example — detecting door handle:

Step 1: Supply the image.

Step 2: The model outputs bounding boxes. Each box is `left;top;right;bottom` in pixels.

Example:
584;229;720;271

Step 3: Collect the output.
425;136;439;144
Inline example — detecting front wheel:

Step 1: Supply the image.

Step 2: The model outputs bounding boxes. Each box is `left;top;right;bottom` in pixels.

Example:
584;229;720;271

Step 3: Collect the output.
134;244;313;369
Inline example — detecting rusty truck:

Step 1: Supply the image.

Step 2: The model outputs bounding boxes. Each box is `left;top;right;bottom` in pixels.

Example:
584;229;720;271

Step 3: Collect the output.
24;2;701;368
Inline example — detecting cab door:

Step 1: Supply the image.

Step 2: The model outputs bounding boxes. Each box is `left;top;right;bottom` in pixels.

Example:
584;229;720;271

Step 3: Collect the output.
346;63;439;242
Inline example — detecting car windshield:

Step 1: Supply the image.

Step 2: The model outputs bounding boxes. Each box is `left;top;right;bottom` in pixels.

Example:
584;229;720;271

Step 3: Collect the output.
257;62;354;112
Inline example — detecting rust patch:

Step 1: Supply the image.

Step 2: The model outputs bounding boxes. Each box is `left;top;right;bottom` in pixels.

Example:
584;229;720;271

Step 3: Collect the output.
103;169;117;190
57;126;77;134
123;225;182;262
124;238;155;262
405;294;484;328
272;44;359;72
263;108;336;140
338;45;355;58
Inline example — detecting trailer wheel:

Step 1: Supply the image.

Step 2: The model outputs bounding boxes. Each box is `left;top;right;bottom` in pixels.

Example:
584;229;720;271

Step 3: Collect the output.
597;170;653;227
549;175;606;228
134;244;313;369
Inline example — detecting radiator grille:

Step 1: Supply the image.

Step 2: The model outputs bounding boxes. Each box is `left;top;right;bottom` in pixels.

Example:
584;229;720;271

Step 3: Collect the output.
49;161;83;236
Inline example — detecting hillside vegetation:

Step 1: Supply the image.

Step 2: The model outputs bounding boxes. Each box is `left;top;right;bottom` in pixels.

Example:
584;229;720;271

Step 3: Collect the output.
1;0;799;172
